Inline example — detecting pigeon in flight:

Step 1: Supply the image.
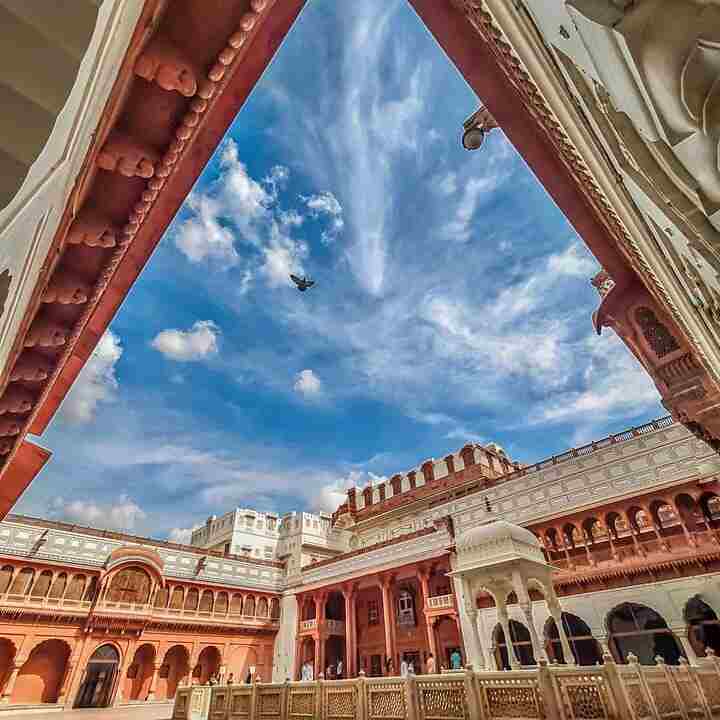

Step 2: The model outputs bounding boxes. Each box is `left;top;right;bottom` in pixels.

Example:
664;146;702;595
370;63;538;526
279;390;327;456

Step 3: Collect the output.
290;274;315;292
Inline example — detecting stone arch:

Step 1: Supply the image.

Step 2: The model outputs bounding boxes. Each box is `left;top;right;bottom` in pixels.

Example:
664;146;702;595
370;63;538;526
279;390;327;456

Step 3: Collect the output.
30;570;53;598
634;307;680;358
493;620;535;669
607;602;684;665
154;586;169;608
270;597;280;619
158;645;189;700
125;644;155;702
562;522;580;549
47;573;67;600
169;586;184;609
0;639;16;698
65;574;86;601
12;639;71;704
195;646;221;684
229;593;243;615
684;595;720;657
75;643;121;708
256;597;268;618
243;595;255;617
545;613;601;665
699;492;720;523
199;590;213;613
544;528;559;551
9;567;34;595
649;499;676;529
215;592;228;615
83;576;98;602
184;588;199;611
675;493;701;530
604;512;623;540
0;566;13;594
106;567;151;604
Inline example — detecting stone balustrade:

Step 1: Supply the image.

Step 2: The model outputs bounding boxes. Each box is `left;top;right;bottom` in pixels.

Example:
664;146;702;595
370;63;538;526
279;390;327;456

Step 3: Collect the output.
299;619;317;632
173;653;720;720
325;619;345;635
427;594;454;610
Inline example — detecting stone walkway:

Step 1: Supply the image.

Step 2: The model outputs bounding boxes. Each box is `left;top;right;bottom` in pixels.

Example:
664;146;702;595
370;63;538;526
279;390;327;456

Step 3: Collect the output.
0;704;172;720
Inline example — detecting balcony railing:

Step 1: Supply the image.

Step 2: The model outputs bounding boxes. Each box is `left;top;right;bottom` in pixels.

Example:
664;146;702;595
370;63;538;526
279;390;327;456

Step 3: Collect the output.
0;594;92;612
426;594;454;610
299;619;317;632
0;593;279;626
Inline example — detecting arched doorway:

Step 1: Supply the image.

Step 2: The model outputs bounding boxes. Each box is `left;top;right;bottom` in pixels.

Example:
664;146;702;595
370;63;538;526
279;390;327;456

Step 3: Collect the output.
0;639;15;698
75;644;120;708
157;645;188;700
493;620;535;669
434;616;462;670
545;613;602;665
124;644;155;701
13;639;70;704
685;596;720;657
608;603;684;665
195;647;221;685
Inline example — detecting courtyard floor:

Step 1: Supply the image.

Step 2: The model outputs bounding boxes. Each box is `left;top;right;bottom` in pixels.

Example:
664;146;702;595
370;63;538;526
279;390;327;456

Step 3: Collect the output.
0;704;172;720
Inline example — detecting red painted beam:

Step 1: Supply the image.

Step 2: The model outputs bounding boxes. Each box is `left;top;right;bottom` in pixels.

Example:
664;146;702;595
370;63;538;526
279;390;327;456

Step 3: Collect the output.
0;440;51;521
407;0;634;284
30;0;309;435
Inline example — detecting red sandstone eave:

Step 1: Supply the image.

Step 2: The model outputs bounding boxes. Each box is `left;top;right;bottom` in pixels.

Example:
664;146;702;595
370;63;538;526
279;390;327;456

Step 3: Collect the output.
0;441;50;520
28;0;308;436
407;0;635;287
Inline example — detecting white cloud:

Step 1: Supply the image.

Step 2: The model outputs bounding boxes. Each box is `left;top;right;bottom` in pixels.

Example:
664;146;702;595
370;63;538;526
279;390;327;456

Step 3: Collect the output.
175;194;238;266
547;242;597;278
167;525;201;544
151;320;220;362
49;494;145;532
220;141;272;231
294;369;322;397
537;333;660;424
61;330;122;424
303;191;345;244
261;222;308;287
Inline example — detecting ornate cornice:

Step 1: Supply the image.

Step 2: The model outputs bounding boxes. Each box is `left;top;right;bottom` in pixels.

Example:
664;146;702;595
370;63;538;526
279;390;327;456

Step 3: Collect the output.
454;0;720;387
0;0;305;486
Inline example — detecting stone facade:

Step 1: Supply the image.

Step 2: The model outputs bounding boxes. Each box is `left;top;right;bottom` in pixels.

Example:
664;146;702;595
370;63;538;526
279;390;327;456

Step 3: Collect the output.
1;417;719;708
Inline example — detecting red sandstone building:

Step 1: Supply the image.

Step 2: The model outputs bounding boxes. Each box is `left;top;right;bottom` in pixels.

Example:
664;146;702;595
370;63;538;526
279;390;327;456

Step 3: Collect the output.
0;516;281;708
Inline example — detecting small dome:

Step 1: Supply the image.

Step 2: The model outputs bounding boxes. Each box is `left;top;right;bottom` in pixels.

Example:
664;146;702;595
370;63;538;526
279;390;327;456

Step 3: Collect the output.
456;520;539;552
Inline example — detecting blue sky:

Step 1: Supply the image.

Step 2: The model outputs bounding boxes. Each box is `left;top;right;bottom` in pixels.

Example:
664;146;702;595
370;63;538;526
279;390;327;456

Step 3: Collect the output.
17;0;663;541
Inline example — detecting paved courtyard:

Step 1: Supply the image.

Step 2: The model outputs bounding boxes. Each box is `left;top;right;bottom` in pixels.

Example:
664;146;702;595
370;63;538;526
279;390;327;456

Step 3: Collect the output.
0;705;172;720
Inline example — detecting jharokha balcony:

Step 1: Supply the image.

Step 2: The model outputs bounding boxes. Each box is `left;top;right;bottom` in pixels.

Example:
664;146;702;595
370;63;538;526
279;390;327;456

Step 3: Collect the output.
530;481;720;593
0;563;281;630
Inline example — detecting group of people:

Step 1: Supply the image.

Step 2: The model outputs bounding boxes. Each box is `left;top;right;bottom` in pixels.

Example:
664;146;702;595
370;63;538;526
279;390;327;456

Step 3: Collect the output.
207;670;260;686
299;649;462;680
299;658;344;681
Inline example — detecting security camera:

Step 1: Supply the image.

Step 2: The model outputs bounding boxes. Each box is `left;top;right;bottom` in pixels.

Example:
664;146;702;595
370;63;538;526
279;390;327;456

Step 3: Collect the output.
462;106;498;151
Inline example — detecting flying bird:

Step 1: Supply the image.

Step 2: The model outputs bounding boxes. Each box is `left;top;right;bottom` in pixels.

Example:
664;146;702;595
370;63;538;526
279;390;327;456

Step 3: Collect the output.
290;274;315;292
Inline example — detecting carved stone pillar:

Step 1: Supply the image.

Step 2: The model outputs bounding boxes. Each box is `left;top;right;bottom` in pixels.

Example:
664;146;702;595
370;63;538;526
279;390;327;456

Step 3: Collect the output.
342;586;356;678
673;627;699;665
519;603;546;664
146;662;162;700
547;599;574;666
380;576;396;674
